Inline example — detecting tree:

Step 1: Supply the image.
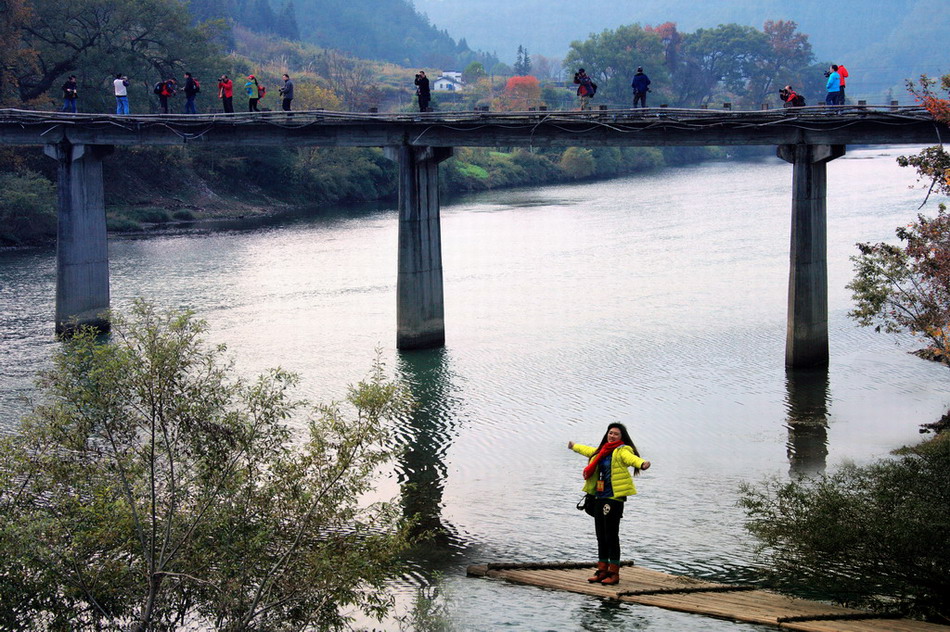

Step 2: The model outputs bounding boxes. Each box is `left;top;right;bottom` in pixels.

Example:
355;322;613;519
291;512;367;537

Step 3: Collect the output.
529;54;562;82
676;24;770;106
744;20;815;106
316;49;375;110
498;75;540;111
559;147;595;179
739;436;950;621
12;0;226;108
275;0;300;40
904;74;950;200
0;0;35;106
462;61;486;85
848;73;950;364
513;44;531;76
564;23;666;106
847;205;950;364
0;300;414;631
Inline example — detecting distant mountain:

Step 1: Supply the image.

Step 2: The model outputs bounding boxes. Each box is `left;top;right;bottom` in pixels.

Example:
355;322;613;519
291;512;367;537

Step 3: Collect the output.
415;0;949;99
288;0;496;69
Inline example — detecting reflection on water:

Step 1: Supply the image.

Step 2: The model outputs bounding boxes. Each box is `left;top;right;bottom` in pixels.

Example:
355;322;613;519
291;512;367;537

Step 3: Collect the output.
785;368;830;476
395;348;465;556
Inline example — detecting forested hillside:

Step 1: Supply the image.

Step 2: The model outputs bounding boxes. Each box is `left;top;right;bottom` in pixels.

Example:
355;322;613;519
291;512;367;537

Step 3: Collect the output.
188;0;498;70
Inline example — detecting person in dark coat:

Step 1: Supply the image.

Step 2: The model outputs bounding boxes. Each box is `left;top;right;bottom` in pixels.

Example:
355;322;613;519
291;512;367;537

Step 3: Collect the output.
414;71;431;112
631;67;651;108
279;73;294;111
183;72;199;114
61;76;78;113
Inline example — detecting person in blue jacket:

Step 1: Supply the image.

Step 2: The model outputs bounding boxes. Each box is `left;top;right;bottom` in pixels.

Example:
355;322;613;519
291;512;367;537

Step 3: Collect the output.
569;422;651;586
825;65;841;106
631;67;651;108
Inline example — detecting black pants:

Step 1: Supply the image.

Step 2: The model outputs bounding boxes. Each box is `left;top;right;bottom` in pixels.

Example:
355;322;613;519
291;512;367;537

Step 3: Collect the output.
588;497;625;562
633;91;647;108
222;96;233;113
282;98;292;111
248;98;259;112
418;95;430;112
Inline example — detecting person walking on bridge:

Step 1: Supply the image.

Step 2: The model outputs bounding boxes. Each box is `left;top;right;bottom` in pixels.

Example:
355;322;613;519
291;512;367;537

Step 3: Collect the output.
574;68;596;110
183;72;200;114
569;423;651;586
61;76;78;113
631;66;651;108
156;77;177;114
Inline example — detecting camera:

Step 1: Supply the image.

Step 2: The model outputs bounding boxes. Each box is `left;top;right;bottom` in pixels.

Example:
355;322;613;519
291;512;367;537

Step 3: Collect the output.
823;70;831;78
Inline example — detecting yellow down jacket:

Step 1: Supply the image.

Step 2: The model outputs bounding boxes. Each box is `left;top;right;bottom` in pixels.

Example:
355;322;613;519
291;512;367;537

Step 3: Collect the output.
572;443;646;499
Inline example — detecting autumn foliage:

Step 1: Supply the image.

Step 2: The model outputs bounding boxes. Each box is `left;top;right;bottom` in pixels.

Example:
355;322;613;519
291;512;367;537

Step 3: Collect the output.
497;75;541;111
905;74;950;193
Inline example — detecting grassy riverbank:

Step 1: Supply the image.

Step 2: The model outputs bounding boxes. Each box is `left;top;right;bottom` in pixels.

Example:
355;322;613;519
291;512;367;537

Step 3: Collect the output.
1;143;764;247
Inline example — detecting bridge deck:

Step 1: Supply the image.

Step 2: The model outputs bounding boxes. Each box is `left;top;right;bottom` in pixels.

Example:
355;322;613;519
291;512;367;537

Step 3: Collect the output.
1;105;943;147
466;562;949;631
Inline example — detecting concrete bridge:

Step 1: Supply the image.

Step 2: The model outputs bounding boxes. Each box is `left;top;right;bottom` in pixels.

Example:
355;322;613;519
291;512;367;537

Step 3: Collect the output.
1;105;945;367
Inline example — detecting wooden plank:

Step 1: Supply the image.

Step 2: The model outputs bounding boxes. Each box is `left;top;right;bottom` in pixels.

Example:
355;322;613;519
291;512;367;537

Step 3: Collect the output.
467;562;950;632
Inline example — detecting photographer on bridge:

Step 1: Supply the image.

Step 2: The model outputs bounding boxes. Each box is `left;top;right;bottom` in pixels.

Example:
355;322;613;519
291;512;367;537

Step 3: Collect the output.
414;71;431;112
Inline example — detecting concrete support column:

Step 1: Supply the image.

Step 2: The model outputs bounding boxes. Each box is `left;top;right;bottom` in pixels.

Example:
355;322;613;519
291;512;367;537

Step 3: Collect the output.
44;142;114;335
777;143;845;368
385;145;453;350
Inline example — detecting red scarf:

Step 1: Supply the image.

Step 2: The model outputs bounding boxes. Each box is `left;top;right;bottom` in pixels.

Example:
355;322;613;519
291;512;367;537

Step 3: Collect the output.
583;440;624;480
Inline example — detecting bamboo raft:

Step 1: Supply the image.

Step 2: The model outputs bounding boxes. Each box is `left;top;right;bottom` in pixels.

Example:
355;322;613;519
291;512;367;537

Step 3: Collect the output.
466;562;949;631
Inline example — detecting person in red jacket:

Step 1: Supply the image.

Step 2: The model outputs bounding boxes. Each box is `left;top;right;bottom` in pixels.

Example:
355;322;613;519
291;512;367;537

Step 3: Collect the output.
218;74;234;113
836;64;849;105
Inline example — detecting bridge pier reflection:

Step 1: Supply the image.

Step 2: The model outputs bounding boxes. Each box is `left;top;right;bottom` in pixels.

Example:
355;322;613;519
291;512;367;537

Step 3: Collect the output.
43;141;114;335
778;143;846;368
395;348;463;553
784;367;830;476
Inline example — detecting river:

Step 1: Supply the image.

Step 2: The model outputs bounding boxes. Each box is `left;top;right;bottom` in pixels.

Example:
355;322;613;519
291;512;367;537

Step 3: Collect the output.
1;146;948;630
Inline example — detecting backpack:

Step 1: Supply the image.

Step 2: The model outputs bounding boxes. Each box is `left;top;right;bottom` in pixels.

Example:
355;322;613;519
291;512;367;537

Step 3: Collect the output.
193;78;200;93
259;85;266;98
792;93;806;107
589;82;597;97
153;82;163;95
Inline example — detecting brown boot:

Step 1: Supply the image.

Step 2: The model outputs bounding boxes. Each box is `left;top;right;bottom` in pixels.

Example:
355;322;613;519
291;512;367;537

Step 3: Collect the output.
587;562;609;583
600;563;620;585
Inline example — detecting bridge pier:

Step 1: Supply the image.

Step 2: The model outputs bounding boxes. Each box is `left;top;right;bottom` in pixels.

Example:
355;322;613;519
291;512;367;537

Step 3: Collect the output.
385;145;453;350
44;142;114;335
777;143;845;368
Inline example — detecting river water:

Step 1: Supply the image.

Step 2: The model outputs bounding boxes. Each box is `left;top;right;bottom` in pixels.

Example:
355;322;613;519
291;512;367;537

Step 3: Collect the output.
1;146;948;630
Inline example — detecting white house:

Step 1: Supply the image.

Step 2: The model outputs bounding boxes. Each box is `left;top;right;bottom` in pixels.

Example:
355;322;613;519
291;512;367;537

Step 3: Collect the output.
432;72;464;92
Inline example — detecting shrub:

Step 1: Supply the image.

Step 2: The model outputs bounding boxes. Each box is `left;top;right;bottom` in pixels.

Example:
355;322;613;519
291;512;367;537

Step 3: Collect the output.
0;301;415;631
738;436;950;621
0;170;56;245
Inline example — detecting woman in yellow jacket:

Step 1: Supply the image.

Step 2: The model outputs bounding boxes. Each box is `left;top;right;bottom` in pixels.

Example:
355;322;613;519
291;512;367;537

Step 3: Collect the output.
569;422;650;585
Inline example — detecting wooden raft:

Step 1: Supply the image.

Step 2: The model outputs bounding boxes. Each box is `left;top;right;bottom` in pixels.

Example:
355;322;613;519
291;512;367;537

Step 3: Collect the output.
466;562;949;632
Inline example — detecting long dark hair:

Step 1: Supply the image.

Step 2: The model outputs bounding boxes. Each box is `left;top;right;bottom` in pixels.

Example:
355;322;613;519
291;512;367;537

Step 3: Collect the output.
596;422;644;476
